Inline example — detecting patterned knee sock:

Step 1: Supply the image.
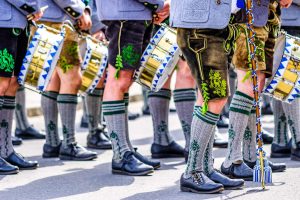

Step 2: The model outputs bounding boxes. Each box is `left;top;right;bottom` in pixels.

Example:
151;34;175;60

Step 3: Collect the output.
272;98;289;146
41;91;60;147
15;86;30;130
203;125;216;176
174;88;196;150
103;100;131;160
243;107;257;163
57;94;77;147
223;91;254;168
86;88;104;135
282;97;300;148
184;106;219;178
148;89;173;146
0;96;15;158
124;93;133;150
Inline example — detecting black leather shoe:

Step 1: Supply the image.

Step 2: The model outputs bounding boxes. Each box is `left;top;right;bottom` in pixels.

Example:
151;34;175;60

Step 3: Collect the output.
180;171;224;194
221;162;253;181
208;170;244;189
262;129;273;144
80;116;89;128
271;142;291;158
15;126;45;139
133;148;160;169
5;152;38;170
43;143;61;158
291;142;300;161
128;112;140;120
217;115;229;128
87;129;112;150
112;151;154;176
214;129;228;148
142;106;150;115
244;159;286;173
59;143;97;161
151;141;185;158
12;136;22;146
0;157;19;175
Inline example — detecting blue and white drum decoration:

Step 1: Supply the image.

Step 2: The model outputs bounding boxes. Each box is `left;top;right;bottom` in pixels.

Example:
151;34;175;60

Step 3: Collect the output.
79;35;108;93
18;24;65;91
135;25;181;92
264;32;300;103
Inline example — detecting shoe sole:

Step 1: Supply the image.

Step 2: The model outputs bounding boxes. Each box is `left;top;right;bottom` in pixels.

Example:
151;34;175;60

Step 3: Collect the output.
224;183;245;190
180;186;224;194
59;155;97;161
152;153;184;159
153;164;161;170
0;169;19;175
270;152;291;158
19;165;38;170
112;169;154;176
87;144;112;150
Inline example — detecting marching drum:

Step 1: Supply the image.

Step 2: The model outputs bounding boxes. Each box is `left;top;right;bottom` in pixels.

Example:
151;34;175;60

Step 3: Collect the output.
18;24;65;91
264;32;300;103
79;35;108;93
135;25;181;92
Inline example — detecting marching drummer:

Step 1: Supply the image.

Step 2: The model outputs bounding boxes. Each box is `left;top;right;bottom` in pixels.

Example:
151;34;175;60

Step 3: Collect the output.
221;0;288;179
0;0;43;175
39;0;98;161
96;0;169;176
271;0;300;161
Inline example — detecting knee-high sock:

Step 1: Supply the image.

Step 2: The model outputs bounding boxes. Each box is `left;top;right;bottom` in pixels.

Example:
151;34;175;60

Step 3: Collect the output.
57;94;77;147
282;97;300;148
148;89;173;146
0;96;15;158
203;125;216;176
85;88;104;135
15;86;30;130
184;106;219;178
223;91;254;168
81;95;88;121
103;100;131;160
41;91;60;147
173;88;196;150
123;93;133;150
243;107;257;163
272;98;289;146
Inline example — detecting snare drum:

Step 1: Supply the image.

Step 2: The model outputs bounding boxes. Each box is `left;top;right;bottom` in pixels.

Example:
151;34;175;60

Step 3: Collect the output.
264;32;300;103
79;35;108;93
134;25;181;92
18;24;65;91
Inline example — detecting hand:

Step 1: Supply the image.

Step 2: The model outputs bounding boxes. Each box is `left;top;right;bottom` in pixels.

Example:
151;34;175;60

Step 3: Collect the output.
27;10;43;22
78;10;92;30
153;0;170;24
92;30;107;42
280;0;292;8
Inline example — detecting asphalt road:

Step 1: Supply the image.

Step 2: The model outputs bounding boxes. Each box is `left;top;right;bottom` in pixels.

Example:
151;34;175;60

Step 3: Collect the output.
0;101;299;200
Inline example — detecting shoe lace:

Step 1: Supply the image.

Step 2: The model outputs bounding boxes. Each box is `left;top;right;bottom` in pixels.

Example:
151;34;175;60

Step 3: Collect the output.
191;171;204;185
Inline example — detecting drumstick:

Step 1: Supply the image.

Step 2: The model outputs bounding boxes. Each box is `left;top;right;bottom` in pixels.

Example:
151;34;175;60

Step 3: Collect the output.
27;5;48;21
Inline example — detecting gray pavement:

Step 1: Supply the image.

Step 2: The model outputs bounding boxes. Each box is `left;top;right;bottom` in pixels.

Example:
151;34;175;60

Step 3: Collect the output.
1;101;300;200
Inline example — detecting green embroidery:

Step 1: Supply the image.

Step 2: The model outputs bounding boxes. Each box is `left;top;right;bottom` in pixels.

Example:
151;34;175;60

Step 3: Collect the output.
122;44;140;66
0;49;15;73
228;124;235;160
288;116;296;145
110;131;121;159
187;140;200;172
59;56;72;73
203;144;210;175
209;69;227;98
157;121;168;144
16;103;22;110
181;120;190;136
1;119;8;128
243;127;252;161
88;114;95;129
277;114;287;144
201;82;210;114
48;121;56;131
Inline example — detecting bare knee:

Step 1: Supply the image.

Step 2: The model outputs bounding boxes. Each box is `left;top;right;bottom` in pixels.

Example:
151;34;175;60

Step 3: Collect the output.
0;78;11;96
